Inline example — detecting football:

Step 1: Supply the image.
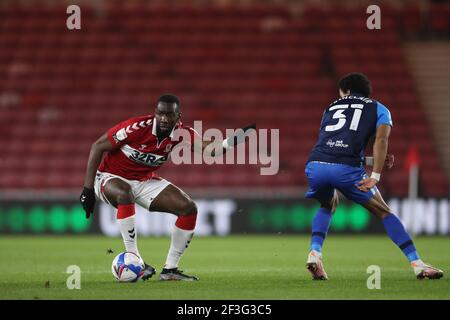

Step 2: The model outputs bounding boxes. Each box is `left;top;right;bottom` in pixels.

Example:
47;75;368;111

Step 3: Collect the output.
111;252;145;282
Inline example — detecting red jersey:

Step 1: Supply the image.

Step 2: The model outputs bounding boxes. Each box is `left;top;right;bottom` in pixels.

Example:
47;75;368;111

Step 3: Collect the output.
98;115;199;181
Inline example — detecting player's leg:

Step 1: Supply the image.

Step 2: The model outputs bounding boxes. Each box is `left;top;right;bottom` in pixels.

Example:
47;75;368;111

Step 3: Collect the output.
305;162;337;280
148;183;198;281
96;175;156;280
305;162;338;254
310;191;338;253
363;191;443;279
337;166;443;280
305;193;337;280
102;178;141;257
363;191;420;262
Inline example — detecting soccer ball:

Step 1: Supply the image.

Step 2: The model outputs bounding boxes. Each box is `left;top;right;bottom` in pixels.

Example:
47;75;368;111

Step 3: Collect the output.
111;252;145;282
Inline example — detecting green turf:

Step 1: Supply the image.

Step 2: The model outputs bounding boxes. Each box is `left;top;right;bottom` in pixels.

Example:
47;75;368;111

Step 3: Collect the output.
0;235;448;300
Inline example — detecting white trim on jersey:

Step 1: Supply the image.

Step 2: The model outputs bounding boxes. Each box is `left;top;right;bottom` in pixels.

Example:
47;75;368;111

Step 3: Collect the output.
152;118;157;135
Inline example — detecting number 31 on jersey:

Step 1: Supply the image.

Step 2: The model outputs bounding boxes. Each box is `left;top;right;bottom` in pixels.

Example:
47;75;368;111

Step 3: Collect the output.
325;104;364;132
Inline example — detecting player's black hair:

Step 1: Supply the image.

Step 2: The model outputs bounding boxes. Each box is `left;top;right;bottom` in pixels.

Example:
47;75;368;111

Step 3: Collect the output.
338;72;372;98
157;94;180;110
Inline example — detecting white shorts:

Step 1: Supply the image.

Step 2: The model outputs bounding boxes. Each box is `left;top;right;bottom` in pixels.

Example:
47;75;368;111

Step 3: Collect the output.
94;171;171;210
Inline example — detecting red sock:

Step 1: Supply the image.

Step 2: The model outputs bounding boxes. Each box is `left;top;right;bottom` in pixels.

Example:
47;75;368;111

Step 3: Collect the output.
175;213;197;230
117;204;135;219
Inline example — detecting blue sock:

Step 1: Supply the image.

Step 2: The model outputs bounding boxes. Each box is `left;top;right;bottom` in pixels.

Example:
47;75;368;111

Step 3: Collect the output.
382;213;420;262
310;207;332;252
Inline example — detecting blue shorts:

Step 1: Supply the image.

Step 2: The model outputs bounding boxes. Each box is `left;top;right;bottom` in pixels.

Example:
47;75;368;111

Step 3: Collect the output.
305;161;377;205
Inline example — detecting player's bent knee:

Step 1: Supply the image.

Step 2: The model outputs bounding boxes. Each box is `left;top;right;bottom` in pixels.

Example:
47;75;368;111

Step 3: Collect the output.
189;200;198;215
377;205;391;220
115;188;134;205
178;199;197;216
378;209;390;219
364;197;391;220
371;208;390;220
175;201;197;230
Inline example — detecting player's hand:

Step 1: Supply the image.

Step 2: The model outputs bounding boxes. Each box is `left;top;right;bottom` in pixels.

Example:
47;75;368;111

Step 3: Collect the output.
80;187;96;218
235;123;256;144
385;154;394;169
356;177;378;192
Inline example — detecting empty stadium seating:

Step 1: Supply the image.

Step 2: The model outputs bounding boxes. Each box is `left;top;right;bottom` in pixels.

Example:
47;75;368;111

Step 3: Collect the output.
0;2;448;197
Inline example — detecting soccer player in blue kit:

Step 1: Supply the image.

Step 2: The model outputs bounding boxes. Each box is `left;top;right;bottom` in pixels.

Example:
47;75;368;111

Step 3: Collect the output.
305;73;443;280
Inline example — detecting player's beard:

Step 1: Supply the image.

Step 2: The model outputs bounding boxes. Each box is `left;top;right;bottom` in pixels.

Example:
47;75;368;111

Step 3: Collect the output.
156;123;173;140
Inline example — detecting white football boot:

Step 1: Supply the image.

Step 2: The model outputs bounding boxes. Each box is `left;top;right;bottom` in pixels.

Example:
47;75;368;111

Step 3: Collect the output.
306;250;328;280
411;260;444;280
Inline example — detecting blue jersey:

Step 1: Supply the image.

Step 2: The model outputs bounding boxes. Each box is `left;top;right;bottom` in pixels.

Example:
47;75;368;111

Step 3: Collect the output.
307;94;393;167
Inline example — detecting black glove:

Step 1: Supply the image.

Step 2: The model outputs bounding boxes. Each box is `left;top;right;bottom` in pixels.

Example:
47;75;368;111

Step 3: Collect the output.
80;187;96;219
227;123;257;147
242;123;256;132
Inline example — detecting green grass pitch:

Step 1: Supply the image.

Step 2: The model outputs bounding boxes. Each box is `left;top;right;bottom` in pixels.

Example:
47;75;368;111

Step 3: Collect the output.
0;235;448;300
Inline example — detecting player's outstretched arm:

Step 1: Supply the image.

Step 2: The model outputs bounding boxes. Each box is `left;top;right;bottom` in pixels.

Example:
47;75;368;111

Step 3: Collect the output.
80;133;115;218
195;123;256;157
358;124;391;192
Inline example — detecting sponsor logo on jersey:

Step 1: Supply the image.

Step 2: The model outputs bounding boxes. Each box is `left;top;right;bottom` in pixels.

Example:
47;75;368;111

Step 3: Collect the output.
113;128;128;143
326;139;349;148
121;144;167;166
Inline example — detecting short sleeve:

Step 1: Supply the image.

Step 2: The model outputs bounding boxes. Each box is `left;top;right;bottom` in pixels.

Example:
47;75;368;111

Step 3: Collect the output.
107;118;149;148
376;102;393;128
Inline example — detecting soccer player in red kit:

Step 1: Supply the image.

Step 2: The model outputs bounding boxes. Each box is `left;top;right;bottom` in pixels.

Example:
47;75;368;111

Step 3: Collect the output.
80;94;254;281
